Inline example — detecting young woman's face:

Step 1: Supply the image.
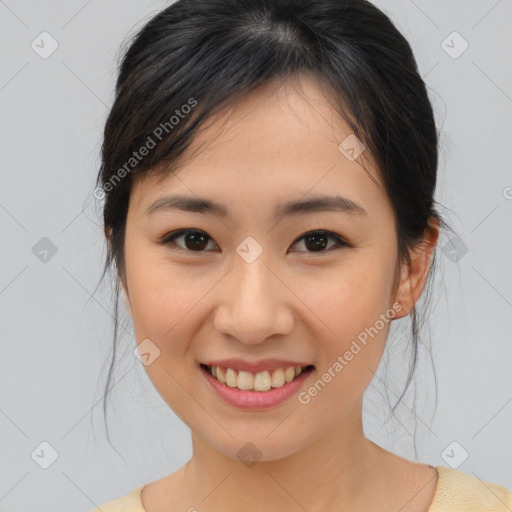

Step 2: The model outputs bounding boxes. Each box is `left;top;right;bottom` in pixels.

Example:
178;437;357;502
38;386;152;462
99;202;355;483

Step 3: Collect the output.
121;75;415;461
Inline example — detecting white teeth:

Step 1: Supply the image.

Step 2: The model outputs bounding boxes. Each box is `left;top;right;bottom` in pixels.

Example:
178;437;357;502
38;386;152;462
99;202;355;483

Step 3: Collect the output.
271;368;285;387
253;370;272;392
237;370;254;390
225;368;238;387
206;364;311;392
284;367;296;382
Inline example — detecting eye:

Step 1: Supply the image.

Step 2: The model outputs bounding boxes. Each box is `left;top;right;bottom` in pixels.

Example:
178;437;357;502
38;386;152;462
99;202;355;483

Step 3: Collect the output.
290;230;349;253
161;229;218;252
160;228;350;254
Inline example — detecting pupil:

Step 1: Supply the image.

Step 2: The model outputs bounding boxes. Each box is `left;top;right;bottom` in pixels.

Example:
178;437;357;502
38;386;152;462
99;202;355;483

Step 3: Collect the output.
305;233;327;251
183;232;328;252
186;232;207;251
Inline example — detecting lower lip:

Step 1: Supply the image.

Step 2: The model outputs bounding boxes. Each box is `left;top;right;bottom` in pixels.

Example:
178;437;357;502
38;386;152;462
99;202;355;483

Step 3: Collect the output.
200;365;314;410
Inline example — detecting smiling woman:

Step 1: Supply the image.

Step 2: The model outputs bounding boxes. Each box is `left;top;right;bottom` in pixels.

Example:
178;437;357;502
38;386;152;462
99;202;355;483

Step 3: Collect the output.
91;1;511;511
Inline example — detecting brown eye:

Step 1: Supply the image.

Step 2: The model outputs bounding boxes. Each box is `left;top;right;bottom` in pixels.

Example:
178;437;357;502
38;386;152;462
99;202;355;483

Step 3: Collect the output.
160;229;348;254
162;229;218;252
291;230;348;253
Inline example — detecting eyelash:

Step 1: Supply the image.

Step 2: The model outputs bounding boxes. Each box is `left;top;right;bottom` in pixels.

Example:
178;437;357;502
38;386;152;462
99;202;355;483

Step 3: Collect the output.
160;229;351;254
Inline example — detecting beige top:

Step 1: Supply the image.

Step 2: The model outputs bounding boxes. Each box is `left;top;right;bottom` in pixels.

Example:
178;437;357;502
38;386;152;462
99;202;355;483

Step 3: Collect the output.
93;465;512;511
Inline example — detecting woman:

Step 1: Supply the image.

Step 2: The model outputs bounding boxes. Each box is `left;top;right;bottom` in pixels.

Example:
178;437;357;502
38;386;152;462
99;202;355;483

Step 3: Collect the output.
92;0;512;510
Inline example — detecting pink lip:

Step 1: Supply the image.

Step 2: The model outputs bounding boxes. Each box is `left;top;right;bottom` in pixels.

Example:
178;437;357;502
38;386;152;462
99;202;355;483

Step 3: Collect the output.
200;364;314;410
202;358;312;373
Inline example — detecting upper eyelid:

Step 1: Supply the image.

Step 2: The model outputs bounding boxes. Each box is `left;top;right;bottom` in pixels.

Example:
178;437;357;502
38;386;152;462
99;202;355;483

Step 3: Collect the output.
162;228;348;250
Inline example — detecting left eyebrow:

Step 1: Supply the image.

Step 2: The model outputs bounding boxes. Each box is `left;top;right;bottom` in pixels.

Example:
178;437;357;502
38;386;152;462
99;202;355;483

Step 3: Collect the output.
278;194;367;217
145;194;368;218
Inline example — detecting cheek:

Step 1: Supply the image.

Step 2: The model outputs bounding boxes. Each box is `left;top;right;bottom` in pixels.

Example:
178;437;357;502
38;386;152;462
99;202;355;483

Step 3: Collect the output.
127;249;208;340
296;258;394;390
295;256;394;336
126;261;207;417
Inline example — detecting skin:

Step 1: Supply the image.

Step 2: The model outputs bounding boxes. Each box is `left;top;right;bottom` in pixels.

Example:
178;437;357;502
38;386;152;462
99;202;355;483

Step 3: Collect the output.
112;74;440;512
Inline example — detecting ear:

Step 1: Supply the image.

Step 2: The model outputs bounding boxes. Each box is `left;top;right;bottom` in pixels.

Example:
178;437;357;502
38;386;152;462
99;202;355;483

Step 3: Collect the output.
120;280;133;317
393;218;440;320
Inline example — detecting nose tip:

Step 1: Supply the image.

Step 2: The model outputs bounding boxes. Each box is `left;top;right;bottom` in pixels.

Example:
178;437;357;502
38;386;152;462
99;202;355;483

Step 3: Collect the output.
212;259;294;344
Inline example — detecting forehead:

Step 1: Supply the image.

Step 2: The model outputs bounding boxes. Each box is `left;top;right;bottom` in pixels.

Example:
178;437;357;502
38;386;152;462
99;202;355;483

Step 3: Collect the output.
130;75;388;218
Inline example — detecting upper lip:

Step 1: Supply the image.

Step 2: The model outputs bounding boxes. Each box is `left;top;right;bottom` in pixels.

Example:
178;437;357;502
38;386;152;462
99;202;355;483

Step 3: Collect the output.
201;358;313;374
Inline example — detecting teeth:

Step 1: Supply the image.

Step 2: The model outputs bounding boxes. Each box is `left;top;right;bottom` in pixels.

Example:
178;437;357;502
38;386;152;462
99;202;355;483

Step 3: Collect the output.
271;368;285;387
254;370;271;392
225;368;238;388
216;366;226;384
285;367;296;382
205;364;310;392
237;370;254;390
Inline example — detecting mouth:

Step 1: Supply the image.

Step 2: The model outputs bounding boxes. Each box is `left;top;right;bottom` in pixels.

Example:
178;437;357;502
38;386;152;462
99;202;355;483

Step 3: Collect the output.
199;363;315;393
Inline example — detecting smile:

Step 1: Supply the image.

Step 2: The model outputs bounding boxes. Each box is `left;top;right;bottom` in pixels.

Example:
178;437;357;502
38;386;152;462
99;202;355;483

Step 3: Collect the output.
199;363;315;410
201;363;314;392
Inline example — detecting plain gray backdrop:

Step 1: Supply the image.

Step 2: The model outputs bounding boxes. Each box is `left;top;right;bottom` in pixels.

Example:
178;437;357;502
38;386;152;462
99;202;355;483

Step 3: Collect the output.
0;0;511;510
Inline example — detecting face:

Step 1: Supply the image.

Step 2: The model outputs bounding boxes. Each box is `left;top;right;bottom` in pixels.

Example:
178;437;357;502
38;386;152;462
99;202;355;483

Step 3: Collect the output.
119;75;426;462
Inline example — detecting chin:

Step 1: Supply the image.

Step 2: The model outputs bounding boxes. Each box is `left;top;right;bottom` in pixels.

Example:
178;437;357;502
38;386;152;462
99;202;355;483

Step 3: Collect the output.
200;428;314;465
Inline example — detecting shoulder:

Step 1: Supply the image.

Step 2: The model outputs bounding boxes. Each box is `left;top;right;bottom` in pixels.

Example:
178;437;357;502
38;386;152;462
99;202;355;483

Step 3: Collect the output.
429;466;512;512
90;485;145;512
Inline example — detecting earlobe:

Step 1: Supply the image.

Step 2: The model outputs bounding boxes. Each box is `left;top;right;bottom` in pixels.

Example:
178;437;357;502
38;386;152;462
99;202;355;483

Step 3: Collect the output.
392;268;412;320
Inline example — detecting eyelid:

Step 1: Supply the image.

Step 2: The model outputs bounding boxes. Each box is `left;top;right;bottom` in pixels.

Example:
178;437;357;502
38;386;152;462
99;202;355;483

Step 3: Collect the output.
160;228;351;253
160;228;218;251
289;230;351;253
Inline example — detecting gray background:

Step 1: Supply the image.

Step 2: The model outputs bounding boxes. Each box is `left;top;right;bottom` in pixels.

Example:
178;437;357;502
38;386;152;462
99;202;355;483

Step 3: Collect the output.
0;0;511;510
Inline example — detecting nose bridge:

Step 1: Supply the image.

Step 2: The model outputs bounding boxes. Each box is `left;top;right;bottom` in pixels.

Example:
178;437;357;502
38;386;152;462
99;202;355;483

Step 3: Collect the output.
234;253;273;309
214;249;293;343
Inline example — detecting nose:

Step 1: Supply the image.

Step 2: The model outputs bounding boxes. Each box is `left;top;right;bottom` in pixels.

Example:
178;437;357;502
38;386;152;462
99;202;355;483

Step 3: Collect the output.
213;253;294;345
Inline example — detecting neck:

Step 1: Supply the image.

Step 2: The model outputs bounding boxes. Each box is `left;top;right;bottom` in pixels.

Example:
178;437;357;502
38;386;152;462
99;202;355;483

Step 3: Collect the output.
181;400;387;512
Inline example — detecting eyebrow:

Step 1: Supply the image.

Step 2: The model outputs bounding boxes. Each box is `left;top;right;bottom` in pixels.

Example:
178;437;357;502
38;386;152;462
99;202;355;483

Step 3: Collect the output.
145;194;367;218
